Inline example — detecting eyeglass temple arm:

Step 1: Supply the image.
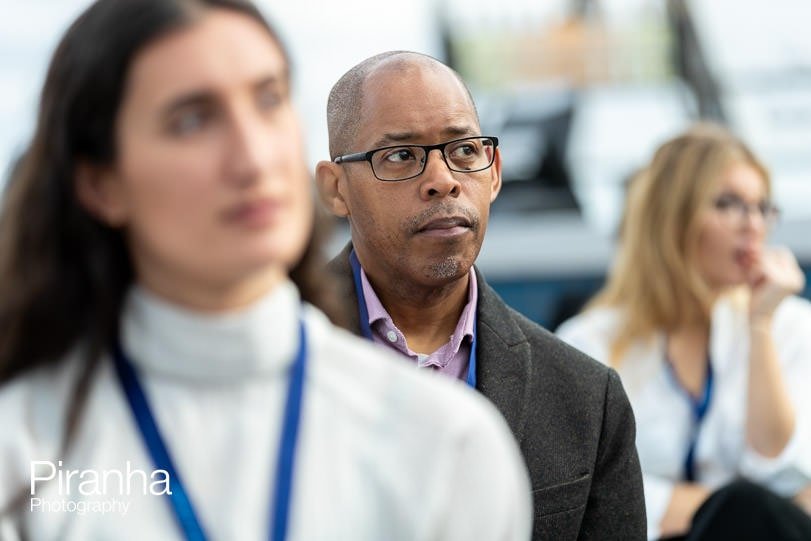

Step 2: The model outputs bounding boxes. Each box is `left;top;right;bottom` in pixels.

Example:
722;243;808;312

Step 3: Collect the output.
333;151;368;164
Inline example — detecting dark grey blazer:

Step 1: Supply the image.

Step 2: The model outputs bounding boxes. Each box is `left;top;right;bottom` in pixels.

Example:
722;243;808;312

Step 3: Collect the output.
329;245;646;540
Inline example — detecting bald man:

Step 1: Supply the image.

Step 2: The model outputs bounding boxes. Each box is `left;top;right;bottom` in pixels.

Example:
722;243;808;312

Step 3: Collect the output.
316;51;646;540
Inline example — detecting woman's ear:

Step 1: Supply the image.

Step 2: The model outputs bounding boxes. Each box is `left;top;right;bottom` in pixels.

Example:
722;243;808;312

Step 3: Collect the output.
315;160;350;218
74;161;129;227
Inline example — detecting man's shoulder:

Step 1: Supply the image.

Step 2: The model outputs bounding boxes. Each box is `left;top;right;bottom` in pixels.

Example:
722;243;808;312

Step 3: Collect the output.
477;279;611;386
475;280;644;538
520;309;617;404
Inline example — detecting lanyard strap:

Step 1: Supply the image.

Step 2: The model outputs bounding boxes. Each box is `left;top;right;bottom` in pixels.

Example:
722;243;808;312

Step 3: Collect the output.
349;250;374;341
467;320;478;388
349;249;477;388
664;350;714;482
113;320;308;541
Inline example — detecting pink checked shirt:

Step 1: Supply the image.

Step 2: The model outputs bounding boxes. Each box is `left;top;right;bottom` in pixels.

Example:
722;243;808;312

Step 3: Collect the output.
359;266;477;381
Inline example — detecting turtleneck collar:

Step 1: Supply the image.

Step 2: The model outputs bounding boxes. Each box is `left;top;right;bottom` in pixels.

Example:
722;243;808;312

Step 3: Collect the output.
119;280;301;383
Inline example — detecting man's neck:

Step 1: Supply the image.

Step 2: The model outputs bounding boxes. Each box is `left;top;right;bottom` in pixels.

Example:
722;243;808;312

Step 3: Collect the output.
368;271;471;354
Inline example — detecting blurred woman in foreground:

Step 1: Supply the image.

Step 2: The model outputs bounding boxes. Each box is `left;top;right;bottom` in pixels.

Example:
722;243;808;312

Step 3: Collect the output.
0;1;531;539
558;124;811;540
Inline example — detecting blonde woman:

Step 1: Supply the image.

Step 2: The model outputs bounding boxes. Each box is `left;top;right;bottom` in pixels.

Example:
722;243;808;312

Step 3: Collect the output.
558;124;811;540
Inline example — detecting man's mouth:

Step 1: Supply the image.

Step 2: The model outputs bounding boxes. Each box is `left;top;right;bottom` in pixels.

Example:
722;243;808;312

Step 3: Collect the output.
417;216;472;233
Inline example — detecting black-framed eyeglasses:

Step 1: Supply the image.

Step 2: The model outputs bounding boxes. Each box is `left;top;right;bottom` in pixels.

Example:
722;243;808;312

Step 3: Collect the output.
333;136;499;182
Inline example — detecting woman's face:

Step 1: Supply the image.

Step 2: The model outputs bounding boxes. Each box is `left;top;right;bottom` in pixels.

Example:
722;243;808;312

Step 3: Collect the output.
694;162;771;291
90;9;311;306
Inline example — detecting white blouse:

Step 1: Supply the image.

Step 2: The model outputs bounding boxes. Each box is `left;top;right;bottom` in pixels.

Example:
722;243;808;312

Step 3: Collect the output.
557;295;811;540
0;281;531;540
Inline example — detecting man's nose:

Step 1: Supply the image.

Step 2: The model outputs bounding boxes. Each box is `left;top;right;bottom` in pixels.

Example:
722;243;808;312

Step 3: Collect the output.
418;149;461;200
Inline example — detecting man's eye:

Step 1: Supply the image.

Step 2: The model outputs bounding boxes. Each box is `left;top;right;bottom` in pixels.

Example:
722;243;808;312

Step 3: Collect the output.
385;148;416;163
450;144;478;158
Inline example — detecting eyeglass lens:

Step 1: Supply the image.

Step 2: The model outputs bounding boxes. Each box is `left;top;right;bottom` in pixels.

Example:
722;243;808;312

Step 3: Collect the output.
713;194;778;223
370;137;495;181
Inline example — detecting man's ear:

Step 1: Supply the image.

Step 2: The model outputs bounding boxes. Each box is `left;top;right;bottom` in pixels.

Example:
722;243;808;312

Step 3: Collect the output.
489;147;503;203
315;160;350;218
74;161;129;227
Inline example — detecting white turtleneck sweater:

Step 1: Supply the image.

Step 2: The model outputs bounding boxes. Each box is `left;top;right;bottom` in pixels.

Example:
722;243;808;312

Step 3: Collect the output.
0;281;531;540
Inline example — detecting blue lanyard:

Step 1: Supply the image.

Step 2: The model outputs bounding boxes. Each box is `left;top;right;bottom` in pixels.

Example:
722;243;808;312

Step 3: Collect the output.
113;320;308;541
349;250;477;388
664;349;714;482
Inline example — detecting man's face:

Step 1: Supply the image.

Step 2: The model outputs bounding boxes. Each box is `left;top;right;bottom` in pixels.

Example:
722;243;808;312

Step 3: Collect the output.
337;61;501;289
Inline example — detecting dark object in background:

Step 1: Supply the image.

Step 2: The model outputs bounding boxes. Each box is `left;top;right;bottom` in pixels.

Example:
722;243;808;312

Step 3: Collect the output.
484;88;581;215
667;0;726;123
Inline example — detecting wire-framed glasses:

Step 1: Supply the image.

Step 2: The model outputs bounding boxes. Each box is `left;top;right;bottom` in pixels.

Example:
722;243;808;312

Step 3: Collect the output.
713;193;780;227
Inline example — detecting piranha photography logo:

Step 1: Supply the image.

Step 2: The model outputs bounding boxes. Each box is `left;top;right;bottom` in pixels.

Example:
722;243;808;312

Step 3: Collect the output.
29;460;172;516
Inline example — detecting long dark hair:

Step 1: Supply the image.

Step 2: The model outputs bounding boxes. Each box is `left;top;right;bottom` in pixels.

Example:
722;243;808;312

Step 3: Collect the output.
0;0;343;383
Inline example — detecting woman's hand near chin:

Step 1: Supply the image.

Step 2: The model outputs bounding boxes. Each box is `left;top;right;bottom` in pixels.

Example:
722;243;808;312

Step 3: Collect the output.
746;246;806;324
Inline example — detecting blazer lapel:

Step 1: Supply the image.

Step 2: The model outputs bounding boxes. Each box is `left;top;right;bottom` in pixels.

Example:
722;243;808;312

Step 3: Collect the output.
328;242;362;335
474;267;531;444
329;251;531;443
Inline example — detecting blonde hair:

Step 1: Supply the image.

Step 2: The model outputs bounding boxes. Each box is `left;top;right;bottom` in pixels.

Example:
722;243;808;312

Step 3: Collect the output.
589;123;770;364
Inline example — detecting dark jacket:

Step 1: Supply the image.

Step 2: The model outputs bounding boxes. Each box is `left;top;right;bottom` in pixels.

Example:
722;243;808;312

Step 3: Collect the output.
329;245;646;540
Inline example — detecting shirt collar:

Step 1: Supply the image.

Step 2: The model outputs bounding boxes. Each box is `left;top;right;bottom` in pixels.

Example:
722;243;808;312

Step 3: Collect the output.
359;266;477;360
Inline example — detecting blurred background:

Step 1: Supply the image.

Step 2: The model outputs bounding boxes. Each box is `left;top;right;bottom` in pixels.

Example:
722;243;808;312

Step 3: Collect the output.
2;0;810;328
